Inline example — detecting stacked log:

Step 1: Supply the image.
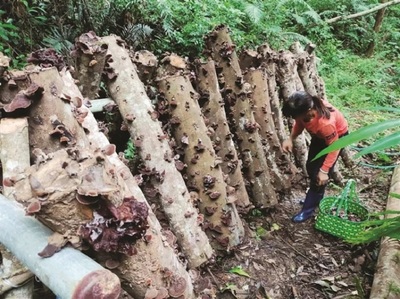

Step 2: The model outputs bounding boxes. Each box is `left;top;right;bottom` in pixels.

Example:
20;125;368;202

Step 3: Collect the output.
0;66;195;298
100;35;213;268
156;53;245;250
0;25;356;299
204;24;277;208
194;59;251;209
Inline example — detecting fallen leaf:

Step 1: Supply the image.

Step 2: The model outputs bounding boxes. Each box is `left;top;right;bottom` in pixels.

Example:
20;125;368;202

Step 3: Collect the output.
330;285;341;292
314;280;330;288
229;266;251;278
296;265;304;275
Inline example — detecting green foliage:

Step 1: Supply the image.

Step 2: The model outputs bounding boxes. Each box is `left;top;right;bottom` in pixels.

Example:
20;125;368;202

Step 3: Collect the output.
124;139;136;161
228;266;251;278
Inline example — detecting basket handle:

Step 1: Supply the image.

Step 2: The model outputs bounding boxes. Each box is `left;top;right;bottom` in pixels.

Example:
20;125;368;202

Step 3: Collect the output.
331;179;359;218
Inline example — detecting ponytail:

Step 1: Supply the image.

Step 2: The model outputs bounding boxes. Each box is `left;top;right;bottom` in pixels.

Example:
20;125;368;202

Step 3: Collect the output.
312;96;334;119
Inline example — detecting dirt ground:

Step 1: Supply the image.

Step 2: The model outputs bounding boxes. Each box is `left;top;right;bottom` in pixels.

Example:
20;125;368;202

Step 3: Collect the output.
195;158;392;299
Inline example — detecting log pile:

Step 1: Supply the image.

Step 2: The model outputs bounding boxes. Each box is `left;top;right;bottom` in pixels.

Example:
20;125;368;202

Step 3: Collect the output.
0;26;342;298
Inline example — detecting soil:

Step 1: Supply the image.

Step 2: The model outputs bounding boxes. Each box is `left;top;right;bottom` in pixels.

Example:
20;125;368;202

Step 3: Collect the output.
195;157;392;299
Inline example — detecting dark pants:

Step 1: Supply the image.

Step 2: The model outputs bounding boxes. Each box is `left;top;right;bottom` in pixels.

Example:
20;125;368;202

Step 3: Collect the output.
306;132;348;195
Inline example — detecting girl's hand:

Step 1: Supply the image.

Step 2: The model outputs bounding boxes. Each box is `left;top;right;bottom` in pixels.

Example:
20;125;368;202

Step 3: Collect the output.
317;170;329;186
282;139;293;153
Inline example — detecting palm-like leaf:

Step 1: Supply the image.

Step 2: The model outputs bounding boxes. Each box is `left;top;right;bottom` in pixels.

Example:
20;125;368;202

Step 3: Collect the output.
354;131;400;158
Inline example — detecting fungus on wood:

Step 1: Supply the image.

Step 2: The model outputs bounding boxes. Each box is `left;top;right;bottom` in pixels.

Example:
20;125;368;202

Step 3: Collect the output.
242;67;291;191
194;59;251;210
71;31;108;100
204;24;277;208
156;53;245;250
100;35;213;268
274;49;308;176
61;68;195;298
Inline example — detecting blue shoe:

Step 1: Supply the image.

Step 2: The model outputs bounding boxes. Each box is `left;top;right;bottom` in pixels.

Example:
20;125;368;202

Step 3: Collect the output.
292;208;315;223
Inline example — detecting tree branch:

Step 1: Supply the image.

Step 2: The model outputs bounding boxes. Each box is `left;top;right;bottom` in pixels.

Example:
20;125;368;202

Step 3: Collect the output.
326;0;400;24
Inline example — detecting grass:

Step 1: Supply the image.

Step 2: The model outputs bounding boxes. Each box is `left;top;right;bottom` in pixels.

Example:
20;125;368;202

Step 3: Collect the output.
319;50;400;135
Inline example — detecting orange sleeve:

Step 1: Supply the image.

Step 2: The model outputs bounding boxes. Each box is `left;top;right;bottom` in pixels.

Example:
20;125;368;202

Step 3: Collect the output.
319;124;340;172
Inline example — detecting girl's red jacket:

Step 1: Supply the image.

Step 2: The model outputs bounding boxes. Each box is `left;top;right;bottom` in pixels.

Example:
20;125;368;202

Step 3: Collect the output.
292;101;348;172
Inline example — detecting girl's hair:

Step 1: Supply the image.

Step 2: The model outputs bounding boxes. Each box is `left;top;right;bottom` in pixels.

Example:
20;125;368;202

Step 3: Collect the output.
282;91;334;119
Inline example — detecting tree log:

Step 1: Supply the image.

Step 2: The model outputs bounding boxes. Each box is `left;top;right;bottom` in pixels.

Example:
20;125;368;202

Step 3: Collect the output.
130;50;158;84
257;44;289;144
0;118;34;299
0;196;121;299
204;24;277;208
275;50;308;175
26;67;90;158
369;166;400;299
72;31;108;100
101;35;213;268
194;59;251;209
60;69;195;298
157;53;245;250
242;68;291;191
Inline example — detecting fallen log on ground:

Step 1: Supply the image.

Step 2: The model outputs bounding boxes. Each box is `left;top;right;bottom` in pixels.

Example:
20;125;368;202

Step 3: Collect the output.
204;24;277;208
157;53;244;250
0;195;121;299
100;34;213;268
369;166;400;299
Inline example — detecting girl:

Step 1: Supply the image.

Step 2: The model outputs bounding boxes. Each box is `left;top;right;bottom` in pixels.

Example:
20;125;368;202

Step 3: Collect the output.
282;91;348;223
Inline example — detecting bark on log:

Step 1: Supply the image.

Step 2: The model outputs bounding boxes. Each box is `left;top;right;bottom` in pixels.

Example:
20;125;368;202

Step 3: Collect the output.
0;118;34;299
256;44;288;144
60;69;195;298
289;42;318;97
240;47;298;178
72;31;108;100
242;68;291;191
0;196;121;299
26;67;90;158
0;52;10;78
131;50;158;84
101;35;213;268
204;24;277;208
157;54;244;250
369;166;400;299
275;50;308;175
194;59;251;209
0;66;195;298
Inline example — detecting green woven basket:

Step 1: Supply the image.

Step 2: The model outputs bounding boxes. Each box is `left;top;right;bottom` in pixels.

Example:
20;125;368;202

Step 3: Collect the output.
315;179;369;239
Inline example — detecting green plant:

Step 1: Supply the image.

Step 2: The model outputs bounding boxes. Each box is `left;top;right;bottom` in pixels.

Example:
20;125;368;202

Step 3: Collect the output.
124;139;136;161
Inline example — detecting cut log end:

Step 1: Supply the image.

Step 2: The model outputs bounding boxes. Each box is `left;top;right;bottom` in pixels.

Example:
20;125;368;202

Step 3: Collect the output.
72;269;121;299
